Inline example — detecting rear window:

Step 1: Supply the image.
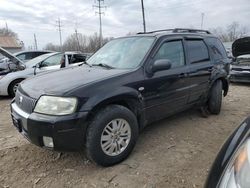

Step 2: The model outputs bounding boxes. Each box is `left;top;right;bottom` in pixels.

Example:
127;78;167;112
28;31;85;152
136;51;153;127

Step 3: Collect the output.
186;40;209;64
206;38;227;61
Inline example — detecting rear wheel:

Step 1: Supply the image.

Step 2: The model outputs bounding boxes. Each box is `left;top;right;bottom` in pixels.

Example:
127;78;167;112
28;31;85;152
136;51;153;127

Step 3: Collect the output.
86;105;139;166
208;80;223;114
8;79;23;97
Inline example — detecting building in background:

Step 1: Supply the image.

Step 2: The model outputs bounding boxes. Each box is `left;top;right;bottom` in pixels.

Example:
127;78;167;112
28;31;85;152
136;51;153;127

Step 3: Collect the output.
0;35;24;54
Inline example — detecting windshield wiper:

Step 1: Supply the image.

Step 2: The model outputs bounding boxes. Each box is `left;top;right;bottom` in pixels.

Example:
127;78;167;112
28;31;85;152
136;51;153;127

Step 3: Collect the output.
91;63;115;69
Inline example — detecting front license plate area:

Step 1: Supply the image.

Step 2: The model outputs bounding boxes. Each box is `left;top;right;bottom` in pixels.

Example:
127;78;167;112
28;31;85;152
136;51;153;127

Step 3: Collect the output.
12;115;22;132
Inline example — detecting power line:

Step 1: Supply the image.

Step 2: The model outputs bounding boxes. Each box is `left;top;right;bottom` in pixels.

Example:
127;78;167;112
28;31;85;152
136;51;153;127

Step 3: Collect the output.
93;0;106;47
56;18;63;51
141;0;146;32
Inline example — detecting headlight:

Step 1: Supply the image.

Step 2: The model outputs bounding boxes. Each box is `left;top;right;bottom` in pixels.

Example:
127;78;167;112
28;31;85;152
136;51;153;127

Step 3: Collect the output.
34;96;78;115
219;139;250;188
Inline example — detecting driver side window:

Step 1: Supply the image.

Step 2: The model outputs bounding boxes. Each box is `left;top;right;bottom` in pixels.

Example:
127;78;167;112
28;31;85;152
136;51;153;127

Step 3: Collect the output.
154;40;185;68
41;54;63;67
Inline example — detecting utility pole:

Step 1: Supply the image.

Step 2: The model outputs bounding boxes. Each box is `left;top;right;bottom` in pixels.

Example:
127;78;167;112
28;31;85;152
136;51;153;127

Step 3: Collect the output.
75;28;80;51
56;18;63;51
5;21;8;32
201;13;205;29
34;33;38;50
141;0;146;33
93;0;106;47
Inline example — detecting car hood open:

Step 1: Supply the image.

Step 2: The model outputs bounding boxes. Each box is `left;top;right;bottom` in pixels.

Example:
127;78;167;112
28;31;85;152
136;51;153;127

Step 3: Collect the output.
232;37;250;57
0;47;24;69
20;66;130;98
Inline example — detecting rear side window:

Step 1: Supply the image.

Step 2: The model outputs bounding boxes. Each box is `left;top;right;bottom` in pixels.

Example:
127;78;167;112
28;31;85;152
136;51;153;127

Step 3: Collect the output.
186;40;209;64
205;38;227;61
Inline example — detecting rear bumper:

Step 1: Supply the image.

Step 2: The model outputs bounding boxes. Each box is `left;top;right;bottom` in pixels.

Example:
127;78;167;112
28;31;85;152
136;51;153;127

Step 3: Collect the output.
10;102;89;151
230;71;250;83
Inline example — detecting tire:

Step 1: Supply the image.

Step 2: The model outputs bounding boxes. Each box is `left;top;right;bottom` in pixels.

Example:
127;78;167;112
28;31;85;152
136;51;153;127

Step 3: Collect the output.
8;79;23;97
208;80;222;115
86;105;139;166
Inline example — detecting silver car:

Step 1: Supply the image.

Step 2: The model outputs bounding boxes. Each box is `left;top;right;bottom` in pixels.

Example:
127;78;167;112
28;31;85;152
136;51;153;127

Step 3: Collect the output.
0;50;87;97
0;50;52;71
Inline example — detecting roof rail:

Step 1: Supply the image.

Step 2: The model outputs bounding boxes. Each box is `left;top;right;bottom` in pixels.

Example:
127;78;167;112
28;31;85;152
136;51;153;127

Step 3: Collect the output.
173;28;211;34
137;28;211;35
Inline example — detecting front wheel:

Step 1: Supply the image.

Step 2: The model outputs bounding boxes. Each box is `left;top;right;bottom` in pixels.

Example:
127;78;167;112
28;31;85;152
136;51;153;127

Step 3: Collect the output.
208;80;223;115
86;105;139;166
8;79;23;97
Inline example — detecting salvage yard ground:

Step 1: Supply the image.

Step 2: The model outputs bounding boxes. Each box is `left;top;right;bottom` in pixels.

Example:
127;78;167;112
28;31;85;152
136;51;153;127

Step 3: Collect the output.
0;84;249;188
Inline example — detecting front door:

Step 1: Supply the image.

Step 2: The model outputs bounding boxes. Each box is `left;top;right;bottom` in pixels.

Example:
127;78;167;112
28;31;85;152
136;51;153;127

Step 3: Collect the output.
36;53;63;74
143;39;191;122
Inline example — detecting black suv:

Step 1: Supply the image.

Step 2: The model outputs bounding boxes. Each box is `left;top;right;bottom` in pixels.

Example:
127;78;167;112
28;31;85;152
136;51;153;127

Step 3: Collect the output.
11;28;230;166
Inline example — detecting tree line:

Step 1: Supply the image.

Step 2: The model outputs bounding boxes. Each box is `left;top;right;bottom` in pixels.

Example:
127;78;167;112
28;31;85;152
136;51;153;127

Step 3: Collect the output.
0;21;249;53
44;33;113;53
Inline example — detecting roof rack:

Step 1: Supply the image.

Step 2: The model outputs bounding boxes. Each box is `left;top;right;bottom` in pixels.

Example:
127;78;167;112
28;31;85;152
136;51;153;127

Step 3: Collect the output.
137;28;211;35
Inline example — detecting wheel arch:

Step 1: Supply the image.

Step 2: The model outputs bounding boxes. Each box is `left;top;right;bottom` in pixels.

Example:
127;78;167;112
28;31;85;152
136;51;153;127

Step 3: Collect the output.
211;76;229;97
86;94;145;131
8;78;25;95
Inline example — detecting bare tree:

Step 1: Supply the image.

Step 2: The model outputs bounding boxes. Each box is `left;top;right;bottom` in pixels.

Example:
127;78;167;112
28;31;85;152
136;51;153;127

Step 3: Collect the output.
45;33;113;53
0;28;17;37
210;22;249;42
44;43;61;51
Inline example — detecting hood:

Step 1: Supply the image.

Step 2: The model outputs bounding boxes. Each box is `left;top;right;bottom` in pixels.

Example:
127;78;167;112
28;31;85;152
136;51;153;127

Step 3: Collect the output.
0;47;23;64
232;37;250;57
20;66;130;98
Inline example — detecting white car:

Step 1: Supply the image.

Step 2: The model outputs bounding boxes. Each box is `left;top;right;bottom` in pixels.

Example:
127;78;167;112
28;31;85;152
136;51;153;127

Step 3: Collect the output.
0;50;88;97
0;50;52;71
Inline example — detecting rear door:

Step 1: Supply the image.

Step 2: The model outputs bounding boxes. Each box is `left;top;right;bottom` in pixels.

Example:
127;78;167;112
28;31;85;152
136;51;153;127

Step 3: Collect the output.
184;38;212;104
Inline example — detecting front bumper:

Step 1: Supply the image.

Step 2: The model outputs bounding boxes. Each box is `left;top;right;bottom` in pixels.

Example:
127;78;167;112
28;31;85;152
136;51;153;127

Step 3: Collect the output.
10;102;89;151
230;71;250;83
0;79;9;96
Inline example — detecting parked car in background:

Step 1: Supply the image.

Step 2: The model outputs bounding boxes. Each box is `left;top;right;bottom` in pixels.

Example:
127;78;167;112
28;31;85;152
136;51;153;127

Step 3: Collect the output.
230;37;250;83
11;28;230;166
0;48;52;71
0;51;89;97
205;117;250;188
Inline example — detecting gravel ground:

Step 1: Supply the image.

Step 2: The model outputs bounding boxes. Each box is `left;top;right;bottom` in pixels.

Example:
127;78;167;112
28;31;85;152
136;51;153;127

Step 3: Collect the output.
0;84;249;188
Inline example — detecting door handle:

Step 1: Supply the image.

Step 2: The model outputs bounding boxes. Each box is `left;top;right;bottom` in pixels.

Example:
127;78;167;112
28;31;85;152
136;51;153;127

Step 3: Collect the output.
178;73;188;78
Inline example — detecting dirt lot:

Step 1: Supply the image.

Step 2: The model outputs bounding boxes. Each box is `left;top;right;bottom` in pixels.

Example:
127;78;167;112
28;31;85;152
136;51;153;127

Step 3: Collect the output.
0;84;249;188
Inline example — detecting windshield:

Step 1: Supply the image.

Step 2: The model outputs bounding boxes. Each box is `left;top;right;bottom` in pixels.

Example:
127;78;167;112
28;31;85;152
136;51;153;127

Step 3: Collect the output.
87;37;155;69
25;53;57;68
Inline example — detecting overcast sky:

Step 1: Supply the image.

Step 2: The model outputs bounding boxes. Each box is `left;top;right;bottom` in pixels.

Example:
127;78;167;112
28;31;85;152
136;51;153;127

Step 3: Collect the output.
0;0;249;49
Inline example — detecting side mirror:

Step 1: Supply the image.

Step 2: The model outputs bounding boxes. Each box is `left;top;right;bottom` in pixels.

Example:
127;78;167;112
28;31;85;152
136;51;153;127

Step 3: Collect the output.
152;59;172;73
33;63;41;69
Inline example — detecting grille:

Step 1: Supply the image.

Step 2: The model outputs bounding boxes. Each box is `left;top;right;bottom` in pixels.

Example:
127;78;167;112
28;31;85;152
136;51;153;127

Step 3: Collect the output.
15;90;37;114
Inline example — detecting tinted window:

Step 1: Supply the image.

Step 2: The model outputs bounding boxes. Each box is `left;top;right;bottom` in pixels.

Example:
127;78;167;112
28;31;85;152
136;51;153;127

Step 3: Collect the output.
186;40;209;63
154;40;185;68
41;54;62;67
69;54;87;64
17;52;38;61
206;38;227;60
16;54;26;61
